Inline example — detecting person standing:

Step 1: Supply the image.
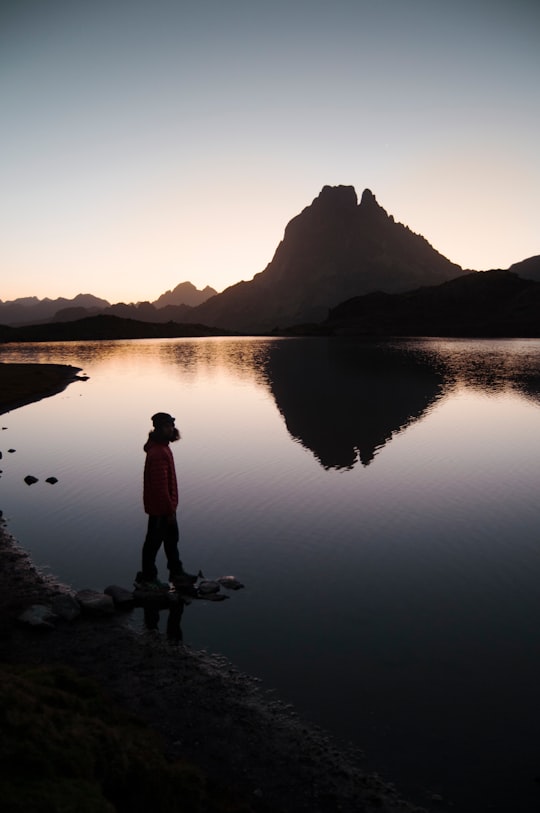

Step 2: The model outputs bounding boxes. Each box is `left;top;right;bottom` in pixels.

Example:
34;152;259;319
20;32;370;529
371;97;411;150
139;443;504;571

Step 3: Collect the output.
136;412;194;589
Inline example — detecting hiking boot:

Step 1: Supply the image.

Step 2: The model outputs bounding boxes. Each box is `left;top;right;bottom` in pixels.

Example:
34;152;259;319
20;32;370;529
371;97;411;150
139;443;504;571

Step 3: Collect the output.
170;570;199;587
134;576;169;592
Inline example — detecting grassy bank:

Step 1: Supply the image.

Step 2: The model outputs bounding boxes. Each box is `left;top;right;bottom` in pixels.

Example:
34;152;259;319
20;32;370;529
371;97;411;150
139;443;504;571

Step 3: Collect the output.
0;663;251;813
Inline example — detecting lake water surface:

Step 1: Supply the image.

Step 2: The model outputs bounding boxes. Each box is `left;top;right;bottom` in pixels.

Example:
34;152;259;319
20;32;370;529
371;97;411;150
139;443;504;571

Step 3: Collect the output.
2;336;540;812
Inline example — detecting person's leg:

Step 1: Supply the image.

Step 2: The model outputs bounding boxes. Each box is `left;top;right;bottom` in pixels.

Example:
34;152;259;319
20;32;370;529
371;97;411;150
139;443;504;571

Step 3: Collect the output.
163;516;183;579
141;516;163;580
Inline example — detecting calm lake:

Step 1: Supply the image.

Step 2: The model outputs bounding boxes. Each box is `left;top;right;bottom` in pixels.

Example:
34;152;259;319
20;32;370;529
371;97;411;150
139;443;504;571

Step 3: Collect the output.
2;336;540;811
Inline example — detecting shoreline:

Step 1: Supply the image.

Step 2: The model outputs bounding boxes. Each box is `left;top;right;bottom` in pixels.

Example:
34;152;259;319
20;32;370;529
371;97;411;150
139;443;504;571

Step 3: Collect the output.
0;363;428;811
0;522;427;813
0;361;86;415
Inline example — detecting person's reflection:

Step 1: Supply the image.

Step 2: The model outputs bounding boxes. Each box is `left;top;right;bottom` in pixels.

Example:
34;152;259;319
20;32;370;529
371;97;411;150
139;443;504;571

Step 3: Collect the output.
143;595;185;644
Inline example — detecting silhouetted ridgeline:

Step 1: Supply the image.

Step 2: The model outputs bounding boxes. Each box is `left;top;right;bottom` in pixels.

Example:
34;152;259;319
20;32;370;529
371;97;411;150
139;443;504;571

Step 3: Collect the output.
3;271;540;340
508;255;540;283
1;185;465;334
0;315;235;343
2;186;538;337
182;186;464;332
323;269;540;337
0;282;217;327
0;293;110;326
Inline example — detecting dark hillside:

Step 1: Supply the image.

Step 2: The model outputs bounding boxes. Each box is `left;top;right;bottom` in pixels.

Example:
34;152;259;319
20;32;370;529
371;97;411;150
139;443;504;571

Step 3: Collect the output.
0;315;234;342
325;270;540;337
508;255;540;282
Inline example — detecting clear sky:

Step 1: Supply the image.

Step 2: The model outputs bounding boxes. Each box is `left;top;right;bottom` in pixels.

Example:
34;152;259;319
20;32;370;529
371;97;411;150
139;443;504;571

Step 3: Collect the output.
1;0;538;303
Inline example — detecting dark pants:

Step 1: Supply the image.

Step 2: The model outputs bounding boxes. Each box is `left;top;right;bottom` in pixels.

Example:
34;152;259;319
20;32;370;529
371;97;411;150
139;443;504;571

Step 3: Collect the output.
142;515;183;580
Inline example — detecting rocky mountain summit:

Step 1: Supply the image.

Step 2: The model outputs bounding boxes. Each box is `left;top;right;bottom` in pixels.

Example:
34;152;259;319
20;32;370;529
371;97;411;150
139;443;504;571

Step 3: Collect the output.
183;186;464;332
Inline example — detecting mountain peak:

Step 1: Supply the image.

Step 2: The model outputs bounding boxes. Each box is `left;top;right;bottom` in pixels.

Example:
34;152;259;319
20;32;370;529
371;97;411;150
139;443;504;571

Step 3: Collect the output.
314;185;386;218
317;185;358;208
186;184;464;332
360;188;376;206
153;281;217;308
359;188;389;221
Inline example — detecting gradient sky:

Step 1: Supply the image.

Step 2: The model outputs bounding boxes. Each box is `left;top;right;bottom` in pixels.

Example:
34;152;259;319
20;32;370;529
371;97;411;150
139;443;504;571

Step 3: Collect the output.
1;0;539;304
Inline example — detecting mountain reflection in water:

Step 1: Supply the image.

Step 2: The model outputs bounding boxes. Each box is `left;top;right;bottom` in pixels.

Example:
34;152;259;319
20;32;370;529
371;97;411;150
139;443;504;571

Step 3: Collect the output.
263;340;445;468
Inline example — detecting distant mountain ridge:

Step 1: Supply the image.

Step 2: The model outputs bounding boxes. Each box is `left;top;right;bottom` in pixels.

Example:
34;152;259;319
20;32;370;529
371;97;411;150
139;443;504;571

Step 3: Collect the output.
3;268;540;342
2;185;539;335
0;283;216;326
0;294;110;326
153;281;217;308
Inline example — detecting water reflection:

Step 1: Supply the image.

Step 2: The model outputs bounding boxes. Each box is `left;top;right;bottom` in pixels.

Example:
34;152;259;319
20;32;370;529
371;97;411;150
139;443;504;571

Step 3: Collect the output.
4;336;540;471
262;340;445;468
403;338;540;400
154;337;540;468
157;337;273;385
141;595;185;644
0;340;143;368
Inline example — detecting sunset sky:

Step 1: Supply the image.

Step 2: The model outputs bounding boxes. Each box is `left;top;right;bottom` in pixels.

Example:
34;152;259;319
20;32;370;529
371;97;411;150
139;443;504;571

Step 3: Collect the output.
1;0;538;304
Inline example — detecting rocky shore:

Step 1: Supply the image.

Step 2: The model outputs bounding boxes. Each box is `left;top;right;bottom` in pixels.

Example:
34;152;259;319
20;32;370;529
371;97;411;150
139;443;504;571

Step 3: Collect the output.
0;361;86;414
0;363;429;812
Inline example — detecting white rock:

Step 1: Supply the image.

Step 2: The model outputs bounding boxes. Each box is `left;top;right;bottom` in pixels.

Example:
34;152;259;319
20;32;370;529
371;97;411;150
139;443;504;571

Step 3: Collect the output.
18;604;56;627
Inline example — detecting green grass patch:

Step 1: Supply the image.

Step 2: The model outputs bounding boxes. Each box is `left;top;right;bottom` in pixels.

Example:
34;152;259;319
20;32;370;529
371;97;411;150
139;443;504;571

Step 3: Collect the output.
0;664;256;812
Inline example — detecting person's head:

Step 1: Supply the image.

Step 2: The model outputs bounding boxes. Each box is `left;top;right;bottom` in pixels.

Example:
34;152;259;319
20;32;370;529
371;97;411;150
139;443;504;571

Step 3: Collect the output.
150;412;180;442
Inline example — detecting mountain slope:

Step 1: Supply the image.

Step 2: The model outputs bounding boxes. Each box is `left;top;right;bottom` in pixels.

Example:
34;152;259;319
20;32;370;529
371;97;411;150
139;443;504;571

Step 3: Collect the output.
0;315;233;342
185;186;464;332
325;269;540;337
508;255;540;282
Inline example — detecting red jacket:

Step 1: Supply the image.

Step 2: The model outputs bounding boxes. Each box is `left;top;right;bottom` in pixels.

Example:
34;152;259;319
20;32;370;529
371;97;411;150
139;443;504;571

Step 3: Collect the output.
143;439;178;516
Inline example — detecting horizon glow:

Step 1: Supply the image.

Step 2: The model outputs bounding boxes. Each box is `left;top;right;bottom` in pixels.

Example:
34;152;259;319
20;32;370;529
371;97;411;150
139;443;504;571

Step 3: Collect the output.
1;0;539;303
